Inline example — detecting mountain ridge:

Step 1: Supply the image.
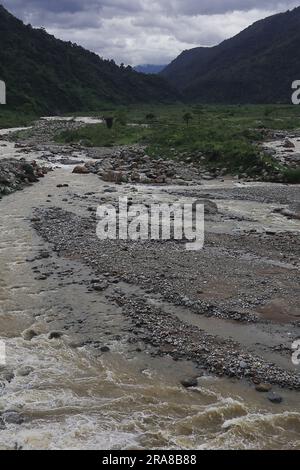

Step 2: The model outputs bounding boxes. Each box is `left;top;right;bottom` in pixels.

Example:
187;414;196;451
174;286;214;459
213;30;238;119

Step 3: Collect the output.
161;7;300;103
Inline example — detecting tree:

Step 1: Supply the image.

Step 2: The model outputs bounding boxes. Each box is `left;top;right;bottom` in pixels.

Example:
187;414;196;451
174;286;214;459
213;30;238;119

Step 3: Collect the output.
104;116;114;129
115;110;127;126
183;112;193;127
146;113;156;123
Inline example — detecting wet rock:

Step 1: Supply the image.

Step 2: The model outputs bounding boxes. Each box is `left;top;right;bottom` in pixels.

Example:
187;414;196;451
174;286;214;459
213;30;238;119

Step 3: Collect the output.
72;165;89;175
280;209;300;221
180;377;198;388
2;370;15;383
267;392;283;404
239;361;248;369
68;340;85;349
193;199;218;215
0;368;15;383
283;139;295;149
0;159;49;198
103;187;117;193
101;170;123;184
36;275;48;281
22;329;38;341
2;411;24;425
48;331;64;340
255;383;272;393
16;366;34;377
92;281;109;292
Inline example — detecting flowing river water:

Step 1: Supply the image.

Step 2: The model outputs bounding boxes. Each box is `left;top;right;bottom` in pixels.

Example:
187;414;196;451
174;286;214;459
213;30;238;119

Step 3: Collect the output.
0;126;299;450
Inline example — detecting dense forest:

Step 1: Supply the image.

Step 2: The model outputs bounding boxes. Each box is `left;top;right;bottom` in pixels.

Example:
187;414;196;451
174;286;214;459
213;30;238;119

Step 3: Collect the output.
0;5;178;114
161;6;300;104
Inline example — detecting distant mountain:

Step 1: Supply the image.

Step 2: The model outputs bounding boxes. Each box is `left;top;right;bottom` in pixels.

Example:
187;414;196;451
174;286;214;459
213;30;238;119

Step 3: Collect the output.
134;64;167;74
0;5;178;114
161;7;300;104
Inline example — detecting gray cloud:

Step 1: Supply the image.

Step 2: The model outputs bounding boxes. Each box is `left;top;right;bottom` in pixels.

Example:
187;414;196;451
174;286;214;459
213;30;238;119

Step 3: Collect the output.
2;1;299;64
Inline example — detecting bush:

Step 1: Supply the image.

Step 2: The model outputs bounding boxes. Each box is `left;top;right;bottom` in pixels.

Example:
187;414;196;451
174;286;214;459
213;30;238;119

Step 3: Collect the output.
282;168;300;183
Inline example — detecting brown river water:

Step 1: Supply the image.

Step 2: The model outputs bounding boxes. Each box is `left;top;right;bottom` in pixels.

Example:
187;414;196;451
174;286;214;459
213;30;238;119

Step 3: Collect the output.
0;128;299;450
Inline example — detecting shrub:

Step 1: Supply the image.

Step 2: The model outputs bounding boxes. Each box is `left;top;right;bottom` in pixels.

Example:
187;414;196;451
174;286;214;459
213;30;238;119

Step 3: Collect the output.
282;167;300;183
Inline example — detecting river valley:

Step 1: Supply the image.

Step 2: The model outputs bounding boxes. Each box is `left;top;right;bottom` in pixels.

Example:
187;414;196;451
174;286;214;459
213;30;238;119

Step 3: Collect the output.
0;119;299;450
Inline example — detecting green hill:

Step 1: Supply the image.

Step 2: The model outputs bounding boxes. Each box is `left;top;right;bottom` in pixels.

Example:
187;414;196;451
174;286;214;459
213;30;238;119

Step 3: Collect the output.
0;5;178;114
161;7;300;104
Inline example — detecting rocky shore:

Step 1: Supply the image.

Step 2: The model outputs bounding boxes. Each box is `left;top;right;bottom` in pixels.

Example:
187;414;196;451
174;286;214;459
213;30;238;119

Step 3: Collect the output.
31;204;300;390
0;158;49;198
1;117;299;398
84;147;204;185
264;131;300;170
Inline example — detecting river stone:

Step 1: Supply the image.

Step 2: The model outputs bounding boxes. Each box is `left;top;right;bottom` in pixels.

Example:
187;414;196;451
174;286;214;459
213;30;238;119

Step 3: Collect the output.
22;329;38;341
193;199;218;215
2;411;24;425
255;383;272;393
16;366;34;377
72;165;89;175
48;331;64;340
239;361;248;369
68;340;85;349
283;139;295;149
267;392;283;404
181;377;198;388
92;282;108;292
1;370;15;382
101;170;123;184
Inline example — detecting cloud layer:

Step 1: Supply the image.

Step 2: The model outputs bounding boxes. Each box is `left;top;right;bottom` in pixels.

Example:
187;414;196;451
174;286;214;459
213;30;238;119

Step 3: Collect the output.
2;1;299;65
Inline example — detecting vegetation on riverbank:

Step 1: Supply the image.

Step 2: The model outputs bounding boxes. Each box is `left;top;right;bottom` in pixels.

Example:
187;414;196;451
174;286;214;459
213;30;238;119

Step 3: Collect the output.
0;110;37;129
55;104;300;177
56;122;150;148
283;168;300;183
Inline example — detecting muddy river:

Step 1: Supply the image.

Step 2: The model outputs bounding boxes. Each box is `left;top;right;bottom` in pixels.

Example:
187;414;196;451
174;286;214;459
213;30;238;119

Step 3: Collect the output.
0;125;299;450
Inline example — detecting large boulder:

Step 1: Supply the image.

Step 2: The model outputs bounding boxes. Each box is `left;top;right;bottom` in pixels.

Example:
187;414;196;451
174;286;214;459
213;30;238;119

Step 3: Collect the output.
101;170;123;184
72;165;89;174
193;199;218;215
283;139;295;149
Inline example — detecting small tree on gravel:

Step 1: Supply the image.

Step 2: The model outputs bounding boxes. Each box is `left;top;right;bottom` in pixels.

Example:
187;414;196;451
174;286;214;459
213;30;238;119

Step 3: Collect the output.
183;112;193;127
146;113;156;121
104;117;114;129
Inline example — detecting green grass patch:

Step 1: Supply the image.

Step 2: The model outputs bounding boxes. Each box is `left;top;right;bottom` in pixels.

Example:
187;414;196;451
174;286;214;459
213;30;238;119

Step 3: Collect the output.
54;103;300;175
56;122;150;147
0;109;37;129
282;167;300;183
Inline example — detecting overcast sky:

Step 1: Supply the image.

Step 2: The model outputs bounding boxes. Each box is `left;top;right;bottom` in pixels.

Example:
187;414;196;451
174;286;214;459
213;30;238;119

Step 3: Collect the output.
2;1;300;65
